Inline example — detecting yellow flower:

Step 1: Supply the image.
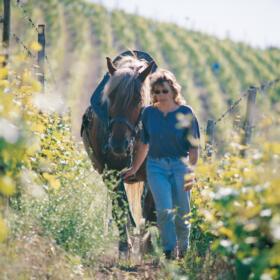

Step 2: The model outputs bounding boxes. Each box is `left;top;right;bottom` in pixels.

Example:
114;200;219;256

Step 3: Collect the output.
0;176;16;196
0;80;9;87
0;56;5;64
43;173;61;190
0;68;8;80
0;217;8;242
30;41;42;52
218;226;235;240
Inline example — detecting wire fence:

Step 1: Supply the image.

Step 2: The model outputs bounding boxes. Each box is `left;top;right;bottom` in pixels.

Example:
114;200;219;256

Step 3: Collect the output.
11;0;58;87
3;0;89;209
3;0;280;150
15;0;40;34
199;78;280;134
11;32;35;58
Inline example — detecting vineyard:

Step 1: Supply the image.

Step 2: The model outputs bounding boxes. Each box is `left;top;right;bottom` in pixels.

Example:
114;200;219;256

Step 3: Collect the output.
0;0;280;279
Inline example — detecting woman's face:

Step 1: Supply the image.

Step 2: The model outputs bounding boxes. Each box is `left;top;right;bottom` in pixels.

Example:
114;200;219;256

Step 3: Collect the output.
152;81;175;104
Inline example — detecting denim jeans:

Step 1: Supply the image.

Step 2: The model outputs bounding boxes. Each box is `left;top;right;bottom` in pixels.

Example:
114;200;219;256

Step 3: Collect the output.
146;156;192;252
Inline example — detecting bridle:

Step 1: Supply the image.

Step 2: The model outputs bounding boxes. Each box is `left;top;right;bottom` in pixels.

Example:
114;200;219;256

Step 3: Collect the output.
102;107;144;161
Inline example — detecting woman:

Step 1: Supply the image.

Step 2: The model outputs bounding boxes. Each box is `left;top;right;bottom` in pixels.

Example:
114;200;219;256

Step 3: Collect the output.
123;69;200;259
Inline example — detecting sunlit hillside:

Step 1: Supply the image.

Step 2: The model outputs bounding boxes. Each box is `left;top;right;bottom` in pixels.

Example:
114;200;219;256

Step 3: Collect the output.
6;0;280;146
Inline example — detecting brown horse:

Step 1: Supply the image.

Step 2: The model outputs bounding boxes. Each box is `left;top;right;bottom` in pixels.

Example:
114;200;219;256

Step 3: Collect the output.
81;54;155;256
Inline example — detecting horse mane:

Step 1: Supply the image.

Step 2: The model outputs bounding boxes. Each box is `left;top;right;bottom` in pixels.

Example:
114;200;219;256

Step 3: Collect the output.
102;55;151;113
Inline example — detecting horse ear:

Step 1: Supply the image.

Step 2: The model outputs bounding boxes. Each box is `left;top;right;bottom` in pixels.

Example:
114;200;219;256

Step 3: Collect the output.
138;61;155;82
106;57;117;75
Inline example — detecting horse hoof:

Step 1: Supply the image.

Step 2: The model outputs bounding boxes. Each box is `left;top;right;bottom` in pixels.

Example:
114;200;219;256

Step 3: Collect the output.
141;231;153;255
118;241;131;259
119;249;129;260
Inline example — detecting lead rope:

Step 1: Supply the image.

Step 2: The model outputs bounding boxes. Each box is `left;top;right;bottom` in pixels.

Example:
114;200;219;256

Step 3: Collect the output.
104;187;110;236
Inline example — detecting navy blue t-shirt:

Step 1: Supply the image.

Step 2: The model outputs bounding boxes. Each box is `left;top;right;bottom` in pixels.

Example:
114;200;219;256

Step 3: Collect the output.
140;105;200;158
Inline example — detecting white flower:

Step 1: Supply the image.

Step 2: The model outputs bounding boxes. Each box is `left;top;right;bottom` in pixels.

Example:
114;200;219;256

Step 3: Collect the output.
20;169;46;199
270;215;280;241
220;239;232;247
0;118;20;143
214;187;238;199
242;257;253;265
176;113;192;128
261;274;273;280
271;225;280;240
260;209;272;217
32;92;67;114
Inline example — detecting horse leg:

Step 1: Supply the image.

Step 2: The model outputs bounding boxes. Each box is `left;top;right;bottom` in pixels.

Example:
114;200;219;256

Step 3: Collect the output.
111;180;136;257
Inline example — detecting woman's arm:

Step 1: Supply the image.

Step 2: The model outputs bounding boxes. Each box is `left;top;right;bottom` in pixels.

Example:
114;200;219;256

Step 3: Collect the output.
189;147;199;166
184;147;199;191
122;142;149;179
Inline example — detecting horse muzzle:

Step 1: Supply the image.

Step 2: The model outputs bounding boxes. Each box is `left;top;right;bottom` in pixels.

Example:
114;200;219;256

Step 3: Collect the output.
108;137;131;157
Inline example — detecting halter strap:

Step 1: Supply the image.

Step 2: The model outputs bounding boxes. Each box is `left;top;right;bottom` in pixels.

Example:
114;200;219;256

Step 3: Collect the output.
109;117;136;136
108;107;144;138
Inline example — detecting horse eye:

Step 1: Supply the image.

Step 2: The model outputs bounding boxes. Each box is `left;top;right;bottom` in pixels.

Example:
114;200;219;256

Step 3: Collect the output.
109;93;116;103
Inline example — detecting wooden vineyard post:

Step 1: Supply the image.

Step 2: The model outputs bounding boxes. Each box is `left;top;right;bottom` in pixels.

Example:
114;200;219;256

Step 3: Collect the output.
205;119;215;159
38;24;45;92
2;0;11;68
240;86;257;157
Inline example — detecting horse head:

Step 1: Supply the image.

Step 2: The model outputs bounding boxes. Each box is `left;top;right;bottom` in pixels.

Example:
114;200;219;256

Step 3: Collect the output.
103;56;154;157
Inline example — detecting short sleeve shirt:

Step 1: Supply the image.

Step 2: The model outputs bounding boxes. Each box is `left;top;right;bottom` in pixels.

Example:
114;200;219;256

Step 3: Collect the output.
140;105;200;158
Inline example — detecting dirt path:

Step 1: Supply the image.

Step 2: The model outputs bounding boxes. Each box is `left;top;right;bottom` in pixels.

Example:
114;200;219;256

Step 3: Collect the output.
85;235;185;280
92;258;162;279
1;229;166;279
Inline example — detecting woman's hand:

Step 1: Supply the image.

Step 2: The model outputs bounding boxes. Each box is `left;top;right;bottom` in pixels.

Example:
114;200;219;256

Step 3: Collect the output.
121;167;137;182
184;172;197;191
121;142;149;183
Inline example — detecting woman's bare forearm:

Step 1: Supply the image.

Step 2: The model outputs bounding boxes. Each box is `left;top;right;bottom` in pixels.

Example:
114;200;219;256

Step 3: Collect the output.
132;142;149;172
189;147;199;166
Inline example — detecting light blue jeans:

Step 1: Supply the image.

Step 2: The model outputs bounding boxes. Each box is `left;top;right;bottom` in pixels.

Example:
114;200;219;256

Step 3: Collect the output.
146;156;192;252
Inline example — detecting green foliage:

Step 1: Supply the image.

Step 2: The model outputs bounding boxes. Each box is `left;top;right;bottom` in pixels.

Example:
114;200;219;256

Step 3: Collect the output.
1;0;280;278
17;182;114;260
111;10;136;51
0;39;114;267
187;123;280;279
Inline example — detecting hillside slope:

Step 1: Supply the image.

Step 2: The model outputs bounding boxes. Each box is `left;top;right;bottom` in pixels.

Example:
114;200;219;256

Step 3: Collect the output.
7;0;280;146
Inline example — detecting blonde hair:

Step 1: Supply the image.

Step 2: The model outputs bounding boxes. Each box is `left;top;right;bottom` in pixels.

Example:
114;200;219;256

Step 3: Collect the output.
149;69;186;105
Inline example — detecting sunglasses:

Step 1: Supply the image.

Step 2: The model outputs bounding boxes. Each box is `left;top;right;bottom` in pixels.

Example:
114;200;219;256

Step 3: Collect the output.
153;89;170;95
